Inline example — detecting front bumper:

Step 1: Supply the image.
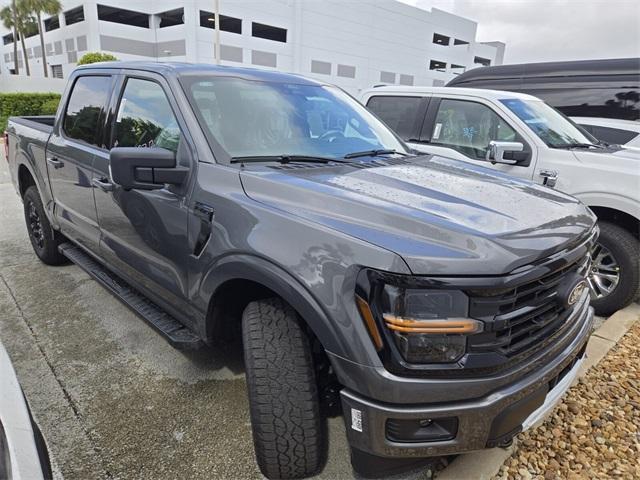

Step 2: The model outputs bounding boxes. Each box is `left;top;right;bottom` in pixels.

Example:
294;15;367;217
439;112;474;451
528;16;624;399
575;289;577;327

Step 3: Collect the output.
339;304;593;458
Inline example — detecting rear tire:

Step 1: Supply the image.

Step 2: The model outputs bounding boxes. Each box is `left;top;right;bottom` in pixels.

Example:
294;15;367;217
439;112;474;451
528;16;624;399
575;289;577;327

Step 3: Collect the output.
23;186;66;265
589;221;639;317
242;298;327;479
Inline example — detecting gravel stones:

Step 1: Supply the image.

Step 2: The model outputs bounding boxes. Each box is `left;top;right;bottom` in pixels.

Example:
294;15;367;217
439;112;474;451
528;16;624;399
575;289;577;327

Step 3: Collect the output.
495;321;640;480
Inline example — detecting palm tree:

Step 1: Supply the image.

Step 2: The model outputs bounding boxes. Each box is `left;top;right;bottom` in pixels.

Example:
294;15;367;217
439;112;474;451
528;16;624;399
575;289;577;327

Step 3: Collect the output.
25;0;61;77
15;0;34;76
0;1;19;74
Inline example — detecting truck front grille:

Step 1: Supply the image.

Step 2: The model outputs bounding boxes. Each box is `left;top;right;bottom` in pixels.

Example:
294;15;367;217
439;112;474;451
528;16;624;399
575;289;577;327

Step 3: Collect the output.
467;254;591;360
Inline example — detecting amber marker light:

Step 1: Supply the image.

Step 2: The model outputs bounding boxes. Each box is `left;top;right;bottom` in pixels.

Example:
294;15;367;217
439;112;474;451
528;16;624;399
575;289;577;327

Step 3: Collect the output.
383;314;483;334
355;295;384;351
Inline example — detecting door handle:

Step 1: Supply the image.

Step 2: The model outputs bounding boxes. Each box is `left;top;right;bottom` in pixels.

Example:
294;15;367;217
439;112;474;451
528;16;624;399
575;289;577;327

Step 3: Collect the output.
92;177;115;192
47;157;64;169
539;169;558;188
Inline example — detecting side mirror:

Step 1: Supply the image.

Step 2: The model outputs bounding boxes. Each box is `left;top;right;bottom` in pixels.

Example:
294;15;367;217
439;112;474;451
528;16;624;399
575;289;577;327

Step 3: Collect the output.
110;147;187;191
485;141;524;165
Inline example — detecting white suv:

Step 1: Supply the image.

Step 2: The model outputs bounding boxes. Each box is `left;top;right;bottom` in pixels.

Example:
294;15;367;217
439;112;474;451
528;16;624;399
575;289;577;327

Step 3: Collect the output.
361;86;640;316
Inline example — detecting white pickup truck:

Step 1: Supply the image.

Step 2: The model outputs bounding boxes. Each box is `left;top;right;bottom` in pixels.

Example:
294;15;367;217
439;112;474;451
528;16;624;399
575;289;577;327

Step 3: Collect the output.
361;86;639;316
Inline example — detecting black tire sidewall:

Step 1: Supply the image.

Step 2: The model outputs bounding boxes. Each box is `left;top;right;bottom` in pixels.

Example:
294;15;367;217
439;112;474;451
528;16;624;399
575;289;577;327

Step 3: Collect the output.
590;222;639;316
23;186;65;265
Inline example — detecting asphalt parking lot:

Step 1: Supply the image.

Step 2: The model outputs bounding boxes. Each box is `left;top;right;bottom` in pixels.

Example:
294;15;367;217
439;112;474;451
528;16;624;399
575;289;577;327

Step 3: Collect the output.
0;152;438;479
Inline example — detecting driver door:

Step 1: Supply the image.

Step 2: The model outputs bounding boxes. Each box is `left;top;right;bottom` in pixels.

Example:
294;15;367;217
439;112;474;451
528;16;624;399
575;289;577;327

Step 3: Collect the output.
92;73;194;317
411;97;538;181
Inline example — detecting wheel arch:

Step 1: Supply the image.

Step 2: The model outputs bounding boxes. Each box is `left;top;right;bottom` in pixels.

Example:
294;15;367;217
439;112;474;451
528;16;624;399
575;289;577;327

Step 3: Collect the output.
589;206;639;240
17;162;37;198
200;254;348;357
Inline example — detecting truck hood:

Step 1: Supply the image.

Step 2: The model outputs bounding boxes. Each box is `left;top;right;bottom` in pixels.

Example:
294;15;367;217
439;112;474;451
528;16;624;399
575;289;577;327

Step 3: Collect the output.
572;144;640;162
240;155;596;275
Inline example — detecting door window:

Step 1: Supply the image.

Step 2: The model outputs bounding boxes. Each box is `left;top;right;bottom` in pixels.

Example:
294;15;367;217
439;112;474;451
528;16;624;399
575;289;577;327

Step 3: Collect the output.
63;75;111;146
366;96;423;140
429;99;517;159
113;78;181;152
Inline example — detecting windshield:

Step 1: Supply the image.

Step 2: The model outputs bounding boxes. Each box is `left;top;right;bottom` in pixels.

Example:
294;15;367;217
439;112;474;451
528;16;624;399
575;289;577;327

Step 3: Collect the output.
181;76;408;160
501;98;598;148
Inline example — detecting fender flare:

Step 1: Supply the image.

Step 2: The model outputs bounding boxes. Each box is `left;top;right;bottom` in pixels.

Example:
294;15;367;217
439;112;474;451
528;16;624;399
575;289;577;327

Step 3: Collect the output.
199;253;349;357
15;156;58;228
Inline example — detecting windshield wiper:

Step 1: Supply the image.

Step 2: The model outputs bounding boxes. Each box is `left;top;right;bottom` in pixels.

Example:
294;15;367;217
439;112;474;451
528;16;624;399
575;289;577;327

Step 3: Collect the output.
343;149;410;159
230;155;347;164
551;143;602;150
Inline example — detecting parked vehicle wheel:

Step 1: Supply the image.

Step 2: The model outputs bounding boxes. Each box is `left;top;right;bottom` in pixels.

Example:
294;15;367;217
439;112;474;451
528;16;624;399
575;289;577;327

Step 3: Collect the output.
23;186;66;265
242;298;327;479
589;221;639;317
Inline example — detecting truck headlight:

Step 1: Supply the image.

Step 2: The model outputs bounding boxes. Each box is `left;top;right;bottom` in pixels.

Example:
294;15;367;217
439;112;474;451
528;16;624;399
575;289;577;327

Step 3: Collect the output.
356;271;483;364
381;286;482;363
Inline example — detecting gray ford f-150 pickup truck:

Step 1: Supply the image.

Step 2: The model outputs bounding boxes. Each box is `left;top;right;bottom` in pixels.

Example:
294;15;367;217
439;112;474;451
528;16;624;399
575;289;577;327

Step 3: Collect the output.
5;62;596;479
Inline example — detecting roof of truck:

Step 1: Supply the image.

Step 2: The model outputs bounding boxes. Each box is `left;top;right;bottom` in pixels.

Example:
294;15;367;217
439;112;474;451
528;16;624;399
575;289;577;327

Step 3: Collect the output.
74;61;325;85
361;85;541;102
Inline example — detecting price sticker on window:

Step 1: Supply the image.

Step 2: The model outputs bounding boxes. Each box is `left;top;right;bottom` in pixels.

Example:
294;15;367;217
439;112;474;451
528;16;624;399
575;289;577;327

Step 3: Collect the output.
433;122;442;140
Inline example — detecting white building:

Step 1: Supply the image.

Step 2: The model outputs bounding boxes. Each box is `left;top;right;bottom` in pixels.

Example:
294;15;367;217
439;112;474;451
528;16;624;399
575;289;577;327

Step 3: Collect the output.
0;0;505;93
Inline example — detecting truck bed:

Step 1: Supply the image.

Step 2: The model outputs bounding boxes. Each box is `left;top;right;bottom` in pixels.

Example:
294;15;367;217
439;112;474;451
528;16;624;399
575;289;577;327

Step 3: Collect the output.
9;116;55;134
6;116;54;205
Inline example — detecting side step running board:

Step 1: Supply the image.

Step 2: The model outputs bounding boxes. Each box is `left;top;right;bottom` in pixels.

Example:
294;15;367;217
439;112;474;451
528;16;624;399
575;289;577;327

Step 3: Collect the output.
59;243;203;350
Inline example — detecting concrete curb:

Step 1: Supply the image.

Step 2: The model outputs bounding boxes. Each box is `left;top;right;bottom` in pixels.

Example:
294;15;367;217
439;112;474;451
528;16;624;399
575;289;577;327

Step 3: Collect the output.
436;303;640;480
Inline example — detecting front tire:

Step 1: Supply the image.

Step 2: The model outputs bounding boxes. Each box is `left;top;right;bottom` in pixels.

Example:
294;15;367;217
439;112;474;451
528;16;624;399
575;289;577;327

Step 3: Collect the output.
589;221;639;317
242;298;327;479
23;186;66;265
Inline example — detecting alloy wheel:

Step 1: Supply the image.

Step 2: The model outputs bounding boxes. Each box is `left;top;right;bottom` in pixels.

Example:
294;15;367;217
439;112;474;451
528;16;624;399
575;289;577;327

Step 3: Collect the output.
587;242;620;300
27;200;45;249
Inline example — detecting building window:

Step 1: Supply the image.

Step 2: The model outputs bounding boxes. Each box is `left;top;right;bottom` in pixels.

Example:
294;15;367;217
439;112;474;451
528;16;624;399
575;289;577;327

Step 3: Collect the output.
159;8;184;28
51;64;63;78
474;56;491;66
97;5;149;28
252;50;277;68
44;15;60;32
67;51;78;63
432;33;450;45
454;38;469;46
252;22;287;43
380;71;396;83
310;60;331;75
2;33;13;45
399;74;414;86
337;64;356;78
64;6;85;26
77;35;87;51
65;38;75;52
54;41;62;54
199;11;242;34
429;60;446;71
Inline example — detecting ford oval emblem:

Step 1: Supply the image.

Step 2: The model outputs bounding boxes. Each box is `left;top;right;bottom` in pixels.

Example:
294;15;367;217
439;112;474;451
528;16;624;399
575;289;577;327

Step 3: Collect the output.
567;280;587;306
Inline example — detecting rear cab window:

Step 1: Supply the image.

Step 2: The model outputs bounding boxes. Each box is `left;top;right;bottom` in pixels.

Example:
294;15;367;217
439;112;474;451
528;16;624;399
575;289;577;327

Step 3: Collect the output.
366;96;424;140
63;75;112;146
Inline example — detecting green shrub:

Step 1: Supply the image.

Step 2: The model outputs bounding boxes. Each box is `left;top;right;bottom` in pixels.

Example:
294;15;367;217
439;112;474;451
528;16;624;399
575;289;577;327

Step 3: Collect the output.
0;93;62;131
77;52;118;65
40;98;61;115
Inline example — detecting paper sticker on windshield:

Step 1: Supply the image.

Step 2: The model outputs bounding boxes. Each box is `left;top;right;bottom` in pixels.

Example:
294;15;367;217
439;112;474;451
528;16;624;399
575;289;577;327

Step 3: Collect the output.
433;123;442;140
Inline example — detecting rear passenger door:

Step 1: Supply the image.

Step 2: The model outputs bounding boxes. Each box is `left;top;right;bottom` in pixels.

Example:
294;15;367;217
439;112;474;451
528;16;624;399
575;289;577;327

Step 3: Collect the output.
47;73;116;251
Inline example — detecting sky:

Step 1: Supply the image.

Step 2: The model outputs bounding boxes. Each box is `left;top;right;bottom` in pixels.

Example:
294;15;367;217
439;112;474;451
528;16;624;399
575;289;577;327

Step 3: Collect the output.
400;0;640;64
